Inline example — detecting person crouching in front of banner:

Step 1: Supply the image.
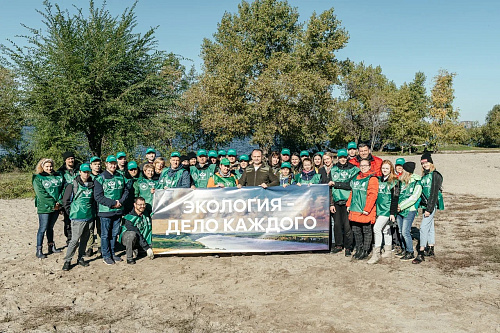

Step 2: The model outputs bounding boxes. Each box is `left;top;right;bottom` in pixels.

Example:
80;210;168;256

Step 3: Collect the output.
94;155;129;265
279;162;295;187
61;164;95;271
346;159;379;260
33;158;64;259
207;158;238;188
295;158;321;185
159;152;191;189
119;197;154;264
367;160;400;264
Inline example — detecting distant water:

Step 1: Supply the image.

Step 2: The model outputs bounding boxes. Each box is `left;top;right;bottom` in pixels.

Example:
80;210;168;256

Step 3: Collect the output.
196;235;328;252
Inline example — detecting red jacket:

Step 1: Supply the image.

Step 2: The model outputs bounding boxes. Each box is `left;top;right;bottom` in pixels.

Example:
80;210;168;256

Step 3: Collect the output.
346;171;379;224
349;154;383;177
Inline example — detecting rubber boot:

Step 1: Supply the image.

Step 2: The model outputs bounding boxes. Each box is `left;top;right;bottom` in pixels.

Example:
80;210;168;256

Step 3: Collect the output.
47;243;62;254
36;246;47;259
381;245;392;259
367;247;381;264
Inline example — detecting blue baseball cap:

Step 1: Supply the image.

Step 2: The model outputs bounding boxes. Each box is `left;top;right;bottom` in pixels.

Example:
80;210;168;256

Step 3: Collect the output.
80;163;91;172
337;149;348;157
106;155;117;163
127;161;138;170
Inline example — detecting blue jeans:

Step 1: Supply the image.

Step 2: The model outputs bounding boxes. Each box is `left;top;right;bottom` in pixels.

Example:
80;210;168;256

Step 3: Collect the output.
397;210;416;253
37;211;59;247
100;215;122;259
419;210;436;248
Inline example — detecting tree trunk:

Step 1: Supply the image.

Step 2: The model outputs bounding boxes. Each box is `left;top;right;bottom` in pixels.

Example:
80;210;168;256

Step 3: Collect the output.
86;131;102;157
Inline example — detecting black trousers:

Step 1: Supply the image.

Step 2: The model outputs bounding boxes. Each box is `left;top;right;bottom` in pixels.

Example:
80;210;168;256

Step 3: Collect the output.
62;209;72;242
351;222;372;251
333;203;353;250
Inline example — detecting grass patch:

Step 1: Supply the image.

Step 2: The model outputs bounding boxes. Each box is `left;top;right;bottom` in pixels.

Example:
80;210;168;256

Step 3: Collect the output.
0;172;34;199
152;237;206;249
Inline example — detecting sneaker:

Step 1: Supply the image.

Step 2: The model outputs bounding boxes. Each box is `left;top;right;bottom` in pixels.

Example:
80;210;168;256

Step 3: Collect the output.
85;248;93;257
345;249;352;257
62;261;71;271
77;258;89;267
112;255;123;262
146;248;154;260
127;259;136;265
400;252;415;261
412;254;425;264
103;257;115;265
330;246;343;254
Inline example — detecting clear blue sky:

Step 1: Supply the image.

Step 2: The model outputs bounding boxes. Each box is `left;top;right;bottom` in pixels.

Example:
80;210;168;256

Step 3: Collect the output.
1;0;499;123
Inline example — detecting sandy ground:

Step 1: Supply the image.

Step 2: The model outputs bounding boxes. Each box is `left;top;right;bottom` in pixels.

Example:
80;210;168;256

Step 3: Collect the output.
1;152;499;332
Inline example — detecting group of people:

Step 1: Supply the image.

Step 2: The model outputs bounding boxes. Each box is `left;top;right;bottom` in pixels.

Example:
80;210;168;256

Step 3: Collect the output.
32;143;443;270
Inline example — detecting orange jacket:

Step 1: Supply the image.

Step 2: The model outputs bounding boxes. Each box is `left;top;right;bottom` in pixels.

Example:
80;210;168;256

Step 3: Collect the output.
346;172;379;224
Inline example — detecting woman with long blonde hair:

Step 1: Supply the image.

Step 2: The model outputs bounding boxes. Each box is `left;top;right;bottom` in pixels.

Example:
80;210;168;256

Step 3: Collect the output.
368;160;400;264
33;158;64;259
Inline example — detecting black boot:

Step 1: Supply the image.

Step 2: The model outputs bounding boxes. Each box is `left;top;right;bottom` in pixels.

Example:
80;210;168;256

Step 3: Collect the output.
47;243;62;254
357;249;369;260
62;261;71;271
427;246;435;257
353;246;363;259
36;246;47;259
400;251;415;261
77;258;89;267
412;251;425;264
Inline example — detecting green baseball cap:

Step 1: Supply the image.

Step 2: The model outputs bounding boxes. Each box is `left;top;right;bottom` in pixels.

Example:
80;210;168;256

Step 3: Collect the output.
220;158;230;166
79;163;91;172
170;151;181;158
197;149;208;157
116;151;126;159
218;150;227;156
281;148;291;155
395;158;406;166
227;149;237;156
239;154;249;161
347;141;357;150
208;150;218;158
106;155;117;163
300;150;310;157
127;161;138;170
281;162;291;169
317;151;324;157
146;148;156;154
337;149;348;157
90;156;101;163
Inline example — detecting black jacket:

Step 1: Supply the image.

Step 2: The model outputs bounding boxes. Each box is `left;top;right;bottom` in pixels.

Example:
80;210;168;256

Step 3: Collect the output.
423;170;443;214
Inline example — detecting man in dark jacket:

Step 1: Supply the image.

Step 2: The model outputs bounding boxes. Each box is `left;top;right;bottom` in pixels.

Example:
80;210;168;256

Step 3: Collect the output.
58;151;81;244
61;163;95;271
238;149;279;188
93;155;129;265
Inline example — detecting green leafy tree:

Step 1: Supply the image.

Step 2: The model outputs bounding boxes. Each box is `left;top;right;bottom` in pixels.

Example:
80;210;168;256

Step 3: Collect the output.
184;0;349;150
385;72;429;152
338;62;393;150
428;70;463;150
2;1;184;156
482;104;500;147
0;67;23;149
